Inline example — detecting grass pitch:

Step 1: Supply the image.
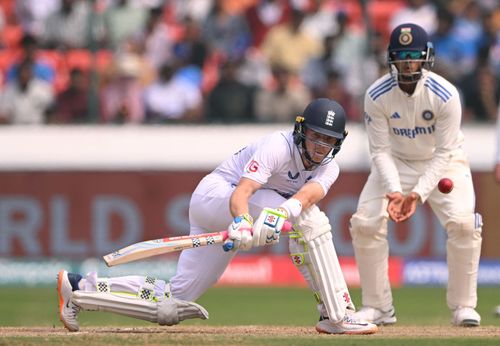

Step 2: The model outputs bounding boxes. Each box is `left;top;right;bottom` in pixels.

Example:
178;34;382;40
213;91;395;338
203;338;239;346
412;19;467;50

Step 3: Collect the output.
0;286;499;345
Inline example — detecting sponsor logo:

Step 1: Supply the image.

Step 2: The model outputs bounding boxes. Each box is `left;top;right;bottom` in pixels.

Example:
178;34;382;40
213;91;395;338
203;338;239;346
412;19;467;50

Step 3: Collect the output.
265;214;278;227
325;110;335;126
363;112;372;124
392;125;435;139
246;160;259;173
288;171;299;180
390;112;401;119
292;254;304;265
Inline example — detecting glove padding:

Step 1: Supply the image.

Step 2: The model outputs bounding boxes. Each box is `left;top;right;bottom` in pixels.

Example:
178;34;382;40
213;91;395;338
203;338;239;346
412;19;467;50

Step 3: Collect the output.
252;207;288;247
223;214;253;251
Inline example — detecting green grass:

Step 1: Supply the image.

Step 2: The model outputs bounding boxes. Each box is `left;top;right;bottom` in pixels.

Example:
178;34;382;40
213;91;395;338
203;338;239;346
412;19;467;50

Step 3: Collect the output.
1;286;498;327
0;286;499;345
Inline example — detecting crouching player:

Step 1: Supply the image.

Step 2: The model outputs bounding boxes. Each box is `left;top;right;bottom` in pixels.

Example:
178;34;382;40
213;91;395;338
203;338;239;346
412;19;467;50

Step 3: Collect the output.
58;98;378;335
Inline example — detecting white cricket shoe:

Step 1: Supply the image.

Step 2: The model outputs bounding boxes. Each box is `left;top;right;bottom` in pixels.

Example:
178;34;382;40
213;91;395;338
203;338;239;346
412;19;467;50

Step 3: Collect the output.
57;270;81;332
351;306;397;325
315;315;378;335
452;307;481;327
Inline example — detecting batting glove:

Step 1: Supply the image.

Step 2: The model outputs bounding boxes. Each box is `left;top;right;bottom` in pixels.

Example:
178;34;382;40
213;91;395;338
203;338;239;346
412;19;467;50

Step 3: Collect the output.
252;207;288;247
223;214;253;252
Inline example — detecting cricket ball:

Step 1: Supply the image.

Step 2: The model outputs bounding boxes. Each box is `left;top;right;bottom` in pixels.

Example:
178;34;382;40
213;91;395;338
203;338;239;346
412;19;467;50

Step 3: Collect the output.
438;178;454;194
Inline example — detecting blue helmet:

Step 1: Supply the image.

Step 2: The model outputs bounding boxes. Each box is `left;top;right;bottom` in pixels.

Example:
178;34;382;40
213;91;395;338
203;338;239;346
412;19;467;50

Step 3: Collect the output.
293;98;348;164
388;23;435;82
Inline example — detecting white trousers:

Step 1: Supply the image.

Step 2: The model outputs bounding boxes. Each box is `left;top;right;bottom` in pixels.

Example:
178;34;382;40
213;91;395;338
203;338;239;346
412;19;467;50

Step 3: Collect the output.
169;173;287;301
350;150;482;311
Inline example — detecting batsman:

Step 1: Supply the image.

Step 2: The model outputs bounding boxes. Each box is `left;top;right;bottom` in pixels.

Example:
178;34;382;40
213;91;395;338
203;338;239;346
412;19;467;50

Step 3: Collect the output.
350;23;483;327
57;98;378;334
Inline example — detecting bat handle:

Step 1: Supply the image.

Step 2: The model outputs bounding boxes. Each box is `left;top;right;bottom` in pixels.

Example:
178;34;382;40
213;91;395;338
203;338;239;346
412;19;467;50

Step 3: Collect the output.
221;220;293;252
281;220;293;232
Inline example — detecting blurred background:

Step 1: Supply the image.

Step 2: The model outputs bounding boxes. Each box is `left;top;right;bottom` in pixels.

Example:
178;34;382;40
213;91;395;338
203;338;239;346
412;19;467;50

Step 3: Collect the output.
0;0;500;297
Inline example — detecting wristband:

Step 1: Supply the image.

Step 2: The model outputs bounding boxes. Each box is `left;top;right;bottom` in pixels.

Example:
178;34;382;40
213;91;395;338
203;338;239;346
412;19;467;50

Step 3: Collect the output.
236;213;253;225
279;198;302;219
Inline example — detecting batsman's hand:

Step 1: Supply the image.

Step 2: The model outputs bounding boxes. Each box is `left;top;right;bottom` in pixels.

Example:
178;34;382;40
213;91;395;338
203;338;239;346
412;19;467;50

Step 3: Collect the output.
223;214;253;252
252;207;288;247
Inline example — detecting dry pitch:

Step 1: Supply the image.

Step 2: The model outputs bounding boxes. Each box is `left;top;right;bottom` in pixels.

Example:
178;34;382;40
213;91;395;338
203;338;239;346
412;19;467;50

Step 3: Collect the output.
2;325;500;337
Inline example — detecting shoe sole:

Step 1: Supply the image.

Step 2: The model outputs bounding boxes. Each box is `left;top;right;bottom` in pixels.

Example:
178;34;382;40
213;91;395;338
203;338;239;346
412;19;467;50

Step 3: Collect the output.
456;319;480;327
57;270;75;332
315;325;378;335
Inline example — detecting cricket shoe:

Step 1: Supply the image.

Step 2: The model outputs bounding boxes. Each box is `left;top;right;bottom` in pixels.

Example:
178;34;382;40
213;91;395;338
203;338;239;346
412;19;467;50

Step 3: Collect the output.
452;307;481;327
57;270;82;332
315;315;378;335
351;306;397;325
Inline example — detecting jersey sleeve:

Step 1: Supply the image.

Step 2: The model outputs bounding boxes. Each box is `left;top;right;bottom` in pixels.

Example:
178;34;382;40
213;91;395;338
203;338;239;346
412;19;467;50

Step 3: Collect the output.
496;105;500;164
412;89;462;201
240;135;285;185
309;160;340;196
364;93;403;193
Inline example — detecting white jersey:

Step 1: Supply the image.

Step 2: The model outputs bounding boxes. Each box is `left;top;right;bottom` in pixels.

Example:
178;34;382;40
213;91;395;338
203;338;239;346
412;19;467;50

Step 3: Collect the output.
212;130;340;198
364;70;465;200
496;104;500;164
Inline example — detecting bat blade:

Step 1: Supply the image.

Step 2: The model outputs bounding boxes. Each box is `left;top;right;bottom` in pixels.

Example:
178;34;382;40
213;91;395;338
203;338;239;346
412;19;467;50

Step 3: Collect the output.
103;231;227;267
103;221;292;267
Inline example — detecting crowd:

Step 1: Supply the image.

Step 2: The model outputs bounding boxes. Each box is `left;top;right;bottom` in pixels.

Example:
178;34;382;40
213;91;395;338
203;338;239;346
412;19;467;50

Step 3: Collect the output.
0;0;498;125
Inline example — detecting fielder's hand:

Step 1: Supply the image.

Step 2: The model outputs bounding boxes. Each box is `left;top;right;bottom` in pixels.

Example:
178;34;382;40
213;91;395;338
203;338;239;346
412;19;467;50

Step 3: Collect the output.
251;207;288;247
386;192;420;222
398;192;420;222
223;214;253;252
386;192;404;222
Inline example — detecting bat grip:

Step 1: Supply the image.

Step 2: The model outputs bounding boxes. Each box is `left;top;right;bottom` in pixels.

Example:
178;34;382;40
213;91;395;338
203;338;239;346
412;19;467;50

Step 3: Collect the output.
221;220;292;252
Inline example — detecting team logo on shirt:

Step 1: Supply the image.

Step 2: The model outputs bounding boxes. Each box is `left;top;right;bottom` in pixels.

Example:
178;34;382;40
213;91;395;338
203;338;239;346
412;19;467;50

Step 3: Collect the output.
399;27;413;46
325;110;335;126
422;110;434;121
246;160;259;173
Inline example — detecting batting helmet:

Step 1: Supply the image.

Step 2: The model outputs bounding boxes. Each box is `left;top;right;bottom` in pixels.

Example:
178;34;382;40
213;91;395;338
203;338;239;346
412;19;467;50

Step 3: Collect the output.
293;98;347;163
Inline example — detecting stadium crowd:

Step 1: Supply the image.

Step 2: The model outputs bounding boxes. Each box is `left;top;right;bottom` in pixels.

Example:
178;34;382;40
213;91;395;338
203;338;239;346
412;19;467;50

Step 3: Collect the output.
0;0;498;125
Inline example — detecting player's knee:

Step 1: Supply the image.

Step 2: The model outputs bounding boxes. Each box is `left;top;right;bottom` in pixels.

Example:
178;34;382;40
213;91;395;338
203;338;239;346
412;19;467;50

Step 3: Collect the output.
446;213;482;243
349;213;387;244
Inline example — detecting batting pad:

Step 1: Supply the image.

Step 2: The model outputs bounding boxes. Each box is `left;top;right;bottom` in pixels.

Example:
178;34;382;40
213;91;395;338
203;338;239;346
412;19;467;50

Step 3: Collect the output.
308;232;353;322
72;291;208;326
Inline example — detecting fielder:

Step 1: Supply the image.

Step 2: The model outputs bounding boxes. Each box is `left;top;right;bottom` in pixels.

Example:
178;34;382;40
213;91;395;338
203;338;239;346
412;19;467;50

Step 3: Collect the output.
350;23;482;326
57;98;378;334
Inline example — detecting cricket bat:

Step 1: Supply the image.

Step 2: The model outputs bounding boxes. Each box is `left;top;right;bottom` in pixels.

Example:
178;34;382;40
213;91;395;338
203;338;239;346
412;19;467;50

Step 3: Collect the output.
103;221;292;267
